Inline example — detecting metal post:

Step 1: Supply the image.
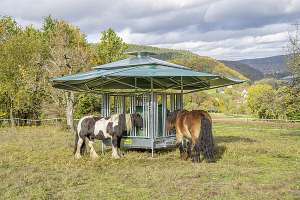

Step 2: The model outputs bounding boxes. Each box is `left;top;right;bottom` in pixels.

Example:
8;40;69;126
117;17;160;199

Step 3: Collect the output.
162;93;167;137
142;95;146;137
180;76;183;110
130;95;136;136
102;94;110;117
150;78;154;157
101;93;110;153
153;93;158;138
114;96;118;113
176;94;183;110
170;94;175;112
121;96;125;114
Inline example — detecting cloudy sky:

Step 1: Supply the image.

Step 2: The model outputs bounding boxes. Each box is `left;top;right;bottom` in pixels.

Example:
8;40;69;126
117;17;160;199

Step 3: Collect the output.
1;0;300;60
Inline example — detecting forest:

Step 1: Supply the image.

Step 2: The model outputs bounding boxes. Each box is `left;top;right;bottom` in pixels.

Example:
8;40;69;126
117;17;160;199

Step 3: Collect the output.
0;16;299;131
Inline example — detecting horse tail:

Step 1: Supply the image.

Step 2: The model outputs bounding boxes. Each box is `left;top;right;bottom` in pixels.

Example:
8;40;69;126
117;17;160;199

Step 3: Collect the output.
199;114;215;162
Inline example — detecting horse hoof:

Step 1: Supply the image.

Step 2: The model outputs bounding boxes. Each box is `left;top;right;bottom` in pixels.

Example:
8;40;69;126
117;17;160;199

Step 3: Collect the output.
112;154;121;159
113;156;121;159
119;153;124;157
180;152;189;160
91;154;99;159
74;154;82;159
192;157;200;163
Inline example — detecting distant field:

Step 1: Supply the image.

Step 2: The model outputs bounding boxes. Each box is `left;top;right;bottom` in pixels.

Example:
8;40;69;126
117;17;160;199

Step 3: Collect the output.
0;120;299;199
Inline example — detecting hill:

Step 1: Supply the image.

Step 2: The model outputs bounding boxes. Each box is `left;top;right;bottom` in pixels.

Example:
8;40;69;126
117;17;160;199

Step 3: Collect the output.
127;44;247;80
219;60;264;81
237;55;289;78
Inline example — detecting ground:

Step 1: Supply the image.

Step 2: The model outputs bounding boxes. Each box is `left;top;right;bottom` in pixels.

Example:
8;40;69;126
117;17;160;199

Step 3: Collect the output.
0;119;299;200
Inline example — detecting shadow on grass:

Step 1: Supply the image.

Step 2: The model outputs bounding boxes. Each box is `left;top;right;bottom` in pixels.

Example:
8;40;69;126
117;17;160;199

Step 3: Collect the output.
215;136;256;143
214;144;226;161
124;147;176;155
280;131;300;137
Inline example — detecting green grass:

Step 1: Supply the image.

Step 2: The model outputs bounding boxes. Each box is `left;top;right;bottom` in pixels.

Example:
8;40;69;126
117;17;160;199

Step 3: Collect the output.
0;121;300;200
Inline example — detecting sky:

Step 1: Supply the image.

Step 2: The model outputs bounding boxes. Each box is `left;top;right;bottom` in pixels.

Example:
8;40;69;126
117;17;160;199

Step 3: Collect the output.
1;0;300;60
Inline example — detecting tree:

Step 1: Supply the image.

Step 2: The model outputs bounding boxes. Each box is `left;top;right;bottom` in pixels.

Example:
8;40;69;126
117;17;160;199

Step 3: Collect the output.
0;17;45;126
275;86;300;120
42;16;93;132
287;24;300;85
74;94;101;119
97;28;128;64
247;84;277;119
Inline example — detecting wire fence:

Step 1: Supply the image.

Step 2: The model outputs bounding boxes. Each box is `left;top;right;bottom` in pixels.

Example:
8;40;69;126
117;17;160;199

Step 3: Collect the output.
0;116;299;128
0;118;80;127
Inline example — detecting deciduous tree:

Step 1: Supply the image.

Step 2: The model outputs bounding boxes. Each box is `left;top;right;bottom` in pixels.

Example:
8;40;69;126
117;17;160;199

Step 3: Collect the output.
97;28;128;64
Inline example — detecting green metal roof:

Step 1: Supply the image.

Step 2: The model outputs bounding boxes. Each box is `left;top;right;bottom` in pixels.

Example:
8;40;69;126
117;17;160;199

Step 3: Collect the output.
51;52;245;94
93;52;188;70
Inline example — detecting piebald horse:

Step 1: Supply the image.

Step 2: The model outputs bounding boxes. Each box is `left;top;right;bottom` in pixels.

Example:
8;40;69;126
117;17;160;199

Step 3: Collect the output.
166;110;214;163
74;113;143;159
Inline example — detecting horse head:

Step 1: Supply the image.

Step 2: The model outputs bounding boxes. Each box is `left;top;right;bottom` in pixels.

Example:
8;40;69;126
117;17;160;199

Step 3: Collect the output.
166;110;188;132
130;113;143;130
166;110;178;132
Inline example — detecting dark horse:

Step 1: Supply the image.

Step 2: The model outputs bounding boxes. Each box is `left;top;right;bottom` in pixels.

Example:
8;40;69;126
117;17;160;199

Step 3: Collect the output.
166;110;214;163
74;113;143;159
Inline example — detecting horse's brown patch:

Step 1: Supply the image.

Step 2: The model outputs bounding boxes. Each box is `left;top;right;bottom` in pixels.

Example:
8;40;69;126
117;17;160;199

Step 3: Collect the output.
167;110;214;162
106;122;113;134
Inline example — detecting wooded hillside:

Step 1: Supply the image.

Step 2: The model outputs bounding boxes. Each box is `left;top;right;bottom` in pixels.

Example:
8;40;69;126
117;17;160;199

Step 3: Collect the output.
127;44;247;80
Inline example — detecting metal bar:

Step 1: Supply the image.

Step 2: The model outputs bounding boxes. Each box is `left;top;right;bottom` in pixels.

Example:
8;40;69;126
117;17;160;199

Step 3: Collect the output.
121;96;125;114
105;77;144;90
150;78;154;157
162;93;167;137
153;93;158;138
114;96;118;113
170;79;210;90
146;77;167;89
180;76;183;110
147;94;150;138
183;82;242;94
96;77;125;90
170;94;175;111
142;95;148;137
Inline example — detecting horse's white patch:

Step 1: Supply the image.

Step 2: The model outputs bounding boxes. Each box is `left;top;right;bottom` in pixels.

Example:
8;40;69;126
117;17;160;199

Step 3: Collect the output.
125;114;132;132
75;138;84;159
94;118;112;138
93;114;120;138
110;114;119;127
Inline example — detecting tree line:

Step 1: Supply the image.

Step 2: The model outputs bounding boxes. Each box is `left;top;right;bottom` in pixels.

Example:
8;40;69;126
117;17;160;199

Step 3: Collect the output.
0;15;299;130
0;16;128;130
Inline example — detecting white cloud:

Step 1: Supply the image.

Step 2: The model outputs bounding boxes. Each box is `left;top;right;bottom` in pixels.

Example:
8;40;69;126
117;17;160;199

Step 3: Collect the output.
1;0;299;59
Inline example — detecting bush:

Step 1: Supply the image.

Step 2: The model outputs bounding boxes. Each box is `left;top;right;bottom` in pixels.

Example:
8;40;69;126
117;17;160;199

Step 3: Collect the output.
74;94;101;119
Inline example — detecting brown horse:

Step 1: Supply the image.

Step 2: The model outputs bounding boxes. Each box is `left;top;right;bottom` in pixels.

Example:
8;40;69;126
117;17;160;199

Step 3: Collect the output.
166;110;214;163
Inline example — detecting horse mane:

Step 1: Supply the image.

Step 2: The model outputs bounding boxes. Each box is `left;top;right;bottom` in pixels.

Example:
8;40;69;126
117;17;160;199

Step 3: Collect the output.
125;113;132;132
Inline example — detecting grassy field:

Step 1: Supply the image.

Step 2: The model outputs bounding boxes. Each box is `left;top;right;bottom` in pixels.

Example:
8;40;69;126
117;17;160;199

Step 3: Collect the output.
0;120;300;200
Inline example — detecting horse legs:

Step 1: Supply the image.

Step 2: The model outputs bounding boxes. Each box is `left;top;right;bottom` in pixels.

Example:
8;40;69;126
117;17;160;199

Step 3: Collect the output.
176;131;188;160
86;138;99;159
189;136;201;163
187;139;192;159
111;135;120;159
191;141;201;163
74;137;84;159
117;136;124;157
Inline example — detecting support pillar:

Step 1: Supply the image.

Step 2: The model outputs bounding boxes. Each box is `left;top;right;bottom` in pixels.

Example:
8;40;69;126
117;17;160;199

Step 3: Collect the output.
101;94;110;117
